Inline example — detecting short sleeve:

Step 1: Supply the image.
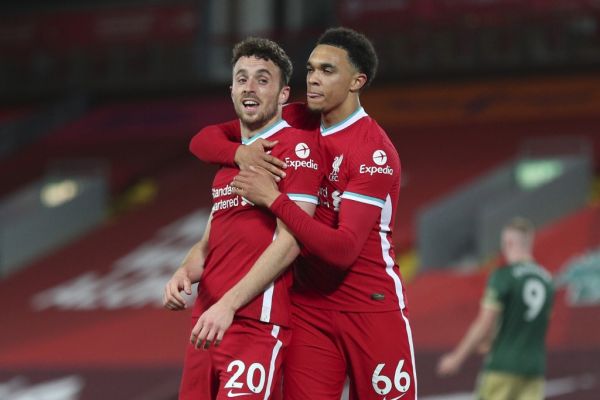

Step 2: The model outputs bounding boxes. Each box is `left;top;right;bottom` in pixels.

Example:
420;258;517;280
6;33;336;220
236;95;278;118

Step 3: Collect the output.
275;131;323;205
482;269;510;310
341;141;401;209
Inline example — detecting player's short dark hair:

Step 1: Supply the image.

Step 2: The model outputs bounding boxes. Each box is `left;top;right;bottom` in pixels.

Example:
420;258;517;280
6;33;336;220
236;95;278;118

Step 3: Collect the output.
316;27;378;89
231;37;293;87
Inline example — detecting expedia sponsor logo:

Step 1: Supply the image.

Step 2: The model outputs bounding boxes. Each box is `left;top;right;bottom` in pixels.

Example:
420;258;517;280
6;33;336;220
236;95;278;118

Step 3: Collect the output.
285;157;318;170
373;149;387;165
359;164;394;175
295;142;310;159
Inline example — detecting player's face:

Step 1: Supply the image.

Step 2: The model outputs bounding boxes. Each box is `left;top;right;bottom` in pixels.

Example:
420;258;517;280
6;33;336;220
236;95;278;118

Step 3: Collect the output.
231;56;290;131
306;44;358;113
501;229;523;259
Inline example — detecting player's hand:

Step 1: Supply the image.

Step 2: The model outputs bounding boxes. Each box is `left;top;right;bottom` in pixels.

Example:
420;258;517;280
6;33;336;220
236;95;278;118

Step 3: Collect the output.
234;139;287;182
436;353;461;377
163;269;192;310
189;300;235;350
231;166;280;207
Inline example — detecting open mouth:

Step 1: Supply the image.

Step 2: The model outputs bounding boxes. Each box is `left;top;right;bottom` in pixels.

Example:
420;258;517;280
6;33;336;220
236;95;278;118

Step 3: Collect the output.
242;99;260;112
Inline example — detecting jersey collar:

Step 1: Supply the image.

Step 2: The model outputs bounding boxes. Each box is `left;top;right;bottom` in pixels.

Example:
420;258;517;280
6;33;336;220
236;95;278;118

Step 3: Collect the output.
320;107;368;136
242;119;290;145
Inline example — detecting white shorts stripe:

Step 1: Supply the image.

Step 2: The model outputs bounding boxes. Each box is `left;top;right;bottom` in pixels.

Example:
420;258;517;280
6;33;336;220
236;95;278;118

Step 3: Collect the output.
400;307;418;398
380;194;406;309
264;325;283;400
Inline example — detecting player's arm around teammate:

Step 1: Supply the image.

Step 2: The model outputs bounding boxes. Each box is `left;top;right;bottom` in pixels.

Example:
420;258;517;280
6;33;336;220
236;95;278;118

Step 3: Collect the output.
231;166;382;269
191;202;315;349
163;213;213;310
190;121;287;182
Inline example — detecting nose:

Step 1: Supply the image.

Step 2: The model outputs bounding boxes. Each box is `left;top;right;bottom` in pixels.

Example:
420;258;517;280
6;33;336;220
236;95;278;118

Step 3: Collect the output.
307;71;320;87
245;77;258;92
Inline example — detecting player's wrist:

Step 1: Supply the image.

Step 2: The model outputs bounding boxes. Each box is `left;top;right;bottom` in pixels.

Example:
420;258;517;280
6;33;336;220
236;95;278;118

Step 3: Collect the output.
175;266;188;277
220;290;242;312
233;144;246;168
264;190;281;208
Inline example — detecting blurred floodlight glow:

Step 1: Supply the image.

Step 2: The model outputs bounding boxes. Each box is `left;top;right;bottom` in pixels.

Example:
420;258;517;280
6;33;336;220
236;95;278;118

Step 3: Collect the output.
40;180;79;207
516;159;564;191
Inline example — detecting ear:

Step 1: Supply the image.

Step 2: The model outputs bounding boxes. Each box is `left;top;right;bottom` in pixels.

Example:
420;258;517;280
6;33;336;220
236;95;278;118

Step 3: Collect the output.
350;73;367;93
279;85;290;105
230;85;233;98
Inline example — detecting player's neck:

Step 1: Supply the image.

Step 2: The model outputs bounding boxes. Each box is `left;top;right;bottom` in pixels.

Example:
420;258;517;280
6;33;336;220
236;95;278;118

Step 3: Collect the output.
321;95;361;129
240;113;283;141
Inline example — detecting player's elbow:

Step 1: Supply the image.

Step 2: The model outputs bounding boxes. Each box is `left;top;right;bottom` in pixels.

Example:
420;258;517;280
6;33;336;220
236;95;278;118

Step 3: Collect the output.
189;131;207;160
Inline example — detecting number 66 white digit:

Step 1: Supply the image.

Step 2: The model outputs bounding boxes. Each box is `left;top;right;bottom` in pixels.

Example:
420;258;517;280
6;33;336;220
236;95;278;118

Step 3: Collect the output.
372;360;411;395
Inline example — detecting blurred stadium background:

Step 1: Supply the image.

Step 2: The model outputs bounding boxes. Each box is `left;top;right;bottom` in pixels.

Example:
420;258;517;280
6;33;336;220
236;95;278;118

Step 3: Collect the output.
1;0;599;399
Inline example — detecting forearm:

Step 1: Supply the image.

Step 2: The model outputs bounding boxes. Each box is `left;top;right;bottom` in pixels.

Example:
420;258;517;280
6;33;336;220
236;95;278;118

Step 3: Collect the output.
179;214;212;282
220;232;300;312
189;122;239;166
178;243;207;283
452;309;497;363
269;195;376;269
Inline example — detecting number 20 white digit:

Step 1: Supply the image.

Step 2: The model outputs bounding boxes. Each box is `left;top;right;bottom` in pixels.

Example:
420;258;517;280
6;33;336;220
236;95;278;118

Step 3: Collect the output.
372;360;411;395
522;278;546;321
224;360;266;393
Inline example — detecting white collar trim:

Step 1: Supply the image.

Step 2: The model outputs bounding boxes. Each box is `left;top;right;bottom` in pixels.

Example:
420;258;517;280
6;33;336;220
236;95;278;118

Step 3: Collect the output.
242;119;290;145
320;107;368;136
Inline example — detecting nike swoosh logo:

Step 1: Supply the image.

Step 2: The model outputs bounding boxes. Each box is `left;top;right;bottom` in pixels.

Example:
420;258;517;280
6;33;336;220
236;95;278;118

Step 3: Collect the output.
384;394;407;400
227;390;253;398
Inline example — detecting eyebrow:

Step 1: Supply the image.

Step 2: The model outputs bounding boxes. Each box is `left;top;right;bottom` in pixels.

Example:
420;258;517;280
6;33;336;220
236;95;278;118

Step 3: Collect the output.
235;68;273;77
307;62;336;70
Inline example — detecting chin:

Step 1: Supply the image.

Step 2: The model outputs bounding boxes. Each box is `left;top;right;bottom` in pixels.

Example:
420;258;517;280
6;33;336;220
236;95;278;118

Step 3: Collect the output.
307;102;323;113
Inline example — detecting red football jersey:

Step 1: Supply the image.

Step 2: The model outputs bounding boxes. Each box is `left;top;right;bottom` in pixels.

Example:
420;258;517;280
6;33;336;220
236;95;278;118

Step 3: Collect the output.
193;120;322;327
291;107;407;312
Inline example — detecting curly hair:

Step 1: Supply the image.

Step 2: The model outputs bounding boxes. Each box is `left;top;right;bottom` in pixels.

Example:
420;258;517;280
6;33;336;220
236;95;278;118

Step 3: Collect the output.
232;37;293;87
316;27;378;89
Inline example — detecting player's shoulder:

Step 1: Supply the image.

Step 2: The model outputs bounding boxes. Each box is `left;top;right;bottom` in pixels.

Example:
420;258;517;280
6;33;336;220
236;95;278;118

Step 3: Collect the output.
271;126;320;161
349;117;399;166
276;126;320;147
354;116;395;148
509;261;553;282
488;265;512;283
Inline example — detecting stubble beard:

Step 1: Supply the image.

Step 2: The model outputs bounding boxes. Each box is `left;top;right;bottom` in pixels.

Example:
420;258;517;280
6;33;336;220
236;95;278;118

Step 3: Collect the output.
307;101;324;114
237;102;278;132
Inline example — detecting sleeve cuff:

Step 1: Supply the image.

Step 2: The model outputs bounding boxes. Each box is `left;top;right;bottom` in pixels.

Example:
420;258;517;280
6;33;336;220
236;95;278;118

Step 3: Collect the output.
270;193;289;212
287;193;319;205
340;191;385;208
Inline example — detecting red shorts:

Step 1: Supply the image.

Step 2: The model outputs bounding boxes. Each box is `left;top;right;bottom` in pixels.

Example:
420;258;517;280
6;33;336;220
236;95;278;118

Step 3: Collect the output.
179;316;290;400
283;304;417;400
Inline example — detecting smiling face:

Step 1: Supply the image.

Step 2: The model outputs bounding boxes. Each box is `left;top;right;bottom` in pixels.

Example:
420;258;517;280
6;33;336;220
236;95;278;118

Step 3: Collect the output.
231;56;289;133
